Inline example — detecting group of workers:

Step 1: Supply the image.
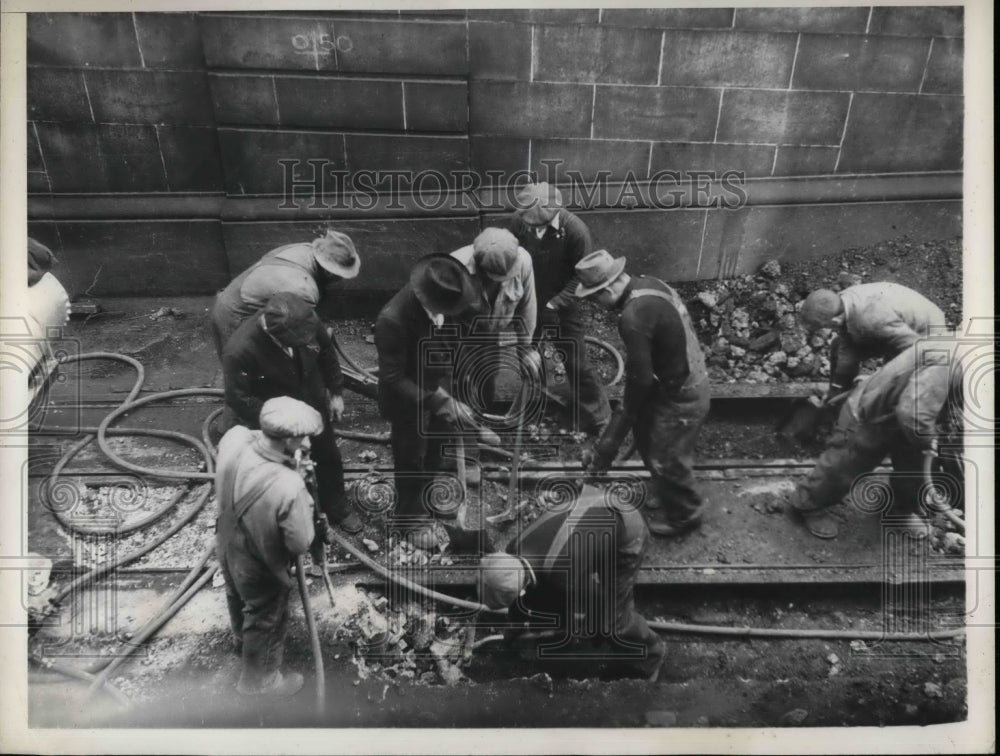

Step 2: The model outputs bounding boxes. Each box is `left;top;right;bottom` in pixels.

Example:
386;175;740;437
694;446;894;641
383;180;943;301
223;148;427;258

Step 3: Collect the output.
146;178;957;696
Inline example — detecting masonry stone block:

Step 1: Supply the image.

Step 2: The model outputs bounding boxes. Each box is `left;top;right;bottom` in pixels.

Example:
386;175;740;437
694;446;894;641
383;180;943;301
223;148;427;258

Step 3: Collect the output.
345;135;468;184
717;89;850;145
593;86;720;142
218;128;347;195
157;126;224;192
29;173;50;193
734;7;869;33
531;138;651;182
469;137;529;184
276;76;404;130
659;29;796;88
335;20;467;75
200;14;338;70
27;13;141;67
922;38;963;95
403;82;468;132
209;74;279;125
467;10;599;24
601;8;735;29
27;124;44;172
52;220;228;296
869;7;963;37
534;25;661;85
469;22;532;81
650;142;775;178
837;93;962;173
135;12;204;69
27;68;92;123
772;146;839;177
86;70;214;126
470;82;592;138
793;34;930;93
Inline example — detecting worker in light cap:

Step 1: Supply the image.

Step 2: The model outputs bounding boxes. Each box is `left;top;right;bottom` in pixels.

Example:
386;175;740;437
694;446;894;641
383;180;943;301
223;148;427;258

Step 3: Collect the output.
222;292;362;534
478;487;666;681
450;227;541;410
215;396;322;697
509;182;611;435
799;282;946;404
210;229;361;356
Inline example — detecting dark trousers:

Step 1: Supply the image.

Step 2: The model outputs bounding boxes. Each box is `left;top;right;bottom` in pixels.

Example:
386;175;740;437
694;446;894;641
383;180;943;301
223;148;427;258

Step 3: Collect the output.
793;403;924;517
218;547;291;692
455;335;502;412
634;382;710;525
535;305;610;432
386;405;456;521
607;514;663;675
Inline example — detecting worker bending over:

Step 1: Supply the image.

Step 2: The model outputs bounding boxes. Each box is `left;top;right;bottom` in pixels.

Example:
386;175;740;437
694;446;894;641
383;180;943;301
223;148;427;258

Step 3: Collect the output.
211;229;360;356
799;282;946;403
575;251;710;537
374;254;484;549
789;339;962;539
478;486;666;681
222;292;361;533
509;182;610;435
215;397;321;697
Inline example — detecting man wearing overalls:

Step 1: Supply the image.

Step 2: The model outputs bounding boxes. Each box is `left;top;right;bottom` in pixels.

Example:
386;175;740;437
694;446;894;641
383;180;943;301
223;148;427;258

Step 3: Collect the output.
574;251;711;537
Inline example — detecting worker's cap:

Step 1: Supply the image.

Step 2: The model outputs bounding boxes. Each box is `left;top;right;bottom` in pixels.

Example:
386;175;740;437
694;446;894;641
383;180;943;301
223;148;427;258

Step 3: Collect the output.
574;249;627;298
262;292;319;347
312;229;360;279
514;182;563;227
478;552;527;610
473;228;520;282
800;288;843;332
259;396;323;438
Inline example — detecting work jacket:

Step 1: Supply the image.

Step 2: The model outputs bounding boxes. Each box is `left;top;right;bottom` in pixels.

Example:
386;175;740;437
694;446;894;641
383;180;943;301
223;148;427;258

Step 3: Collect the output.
509;209;592;311
215;426;315;585
832;283;947;390
374;286;464;417
222;314;343;428
450;244;538;345
846;339;962;449
505;488;648;625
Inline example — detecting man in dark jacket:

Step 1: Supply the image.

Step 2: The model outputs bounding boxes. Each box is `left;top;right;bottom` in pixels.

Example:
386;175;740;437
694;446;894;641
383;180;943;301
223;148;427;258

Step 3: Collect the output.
789;338;962;539
509;182;610;434
221;292;361;533
478;486;666;681
215;397;320;697
574;250;711;537
375;254;484;549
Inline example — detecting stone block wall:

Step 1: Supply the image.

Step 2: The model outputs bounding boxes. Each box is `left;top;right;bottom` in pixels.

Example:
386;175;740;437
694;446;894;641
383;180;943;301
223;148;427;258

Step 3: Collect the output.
26;8;963;302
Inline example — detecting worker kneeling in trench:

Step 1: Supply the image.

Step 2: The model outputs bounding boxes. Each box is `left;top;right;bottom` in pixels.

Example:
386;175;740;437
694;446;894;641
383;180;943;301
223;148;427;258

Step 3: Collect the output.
477;485;667;682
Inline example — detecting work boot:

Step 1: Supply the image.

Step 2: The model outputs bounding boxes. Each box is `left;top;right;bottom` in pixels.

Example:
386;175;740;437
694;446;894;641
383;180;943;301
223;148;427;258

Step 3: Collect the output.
793;507;839;539
333;511;363;535
236;670;304;698
646;510;701;537
405;524;439;551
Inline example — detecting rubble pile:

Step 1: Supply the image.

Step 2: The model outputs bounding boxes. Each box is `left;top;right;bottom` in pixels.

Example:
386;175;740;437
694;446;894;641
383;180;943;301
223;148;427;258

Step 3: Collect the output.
686;260;848;384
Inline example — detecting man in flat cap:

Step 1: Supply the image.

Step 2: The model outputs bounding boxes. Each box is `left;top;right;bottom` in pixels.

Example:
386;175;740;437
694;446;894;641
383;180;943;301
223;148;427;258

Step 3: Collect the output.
211;229;361;356
215;396;322;697
222;292;361;534
509;182;610;435
375;254;485;549
574;250;710;537
450;227;541;411
799;282;946;405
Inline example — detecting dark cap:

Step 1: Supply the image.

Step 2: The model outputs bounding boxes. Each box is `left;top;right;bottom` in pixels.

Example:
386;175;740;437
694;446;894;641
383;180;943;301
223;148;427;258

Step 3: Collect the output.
262;292;319;347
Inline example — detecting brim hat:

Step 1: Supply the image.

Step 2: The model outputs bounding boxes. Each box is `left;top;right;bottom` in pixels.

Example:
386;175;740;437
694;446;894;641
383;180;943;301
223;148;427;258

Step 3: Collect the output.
262;292;320;347
478;553;527;611
259;396;324;438
574;249;627;298
410;253;485;317
312;229;361;279
514;182;563;227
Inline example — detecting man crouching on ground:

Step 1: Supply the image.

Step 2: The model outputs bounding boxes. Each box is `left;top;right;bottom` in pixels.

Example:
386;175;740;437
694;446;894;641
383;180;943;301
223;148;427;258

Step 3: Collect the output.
215;397;321;697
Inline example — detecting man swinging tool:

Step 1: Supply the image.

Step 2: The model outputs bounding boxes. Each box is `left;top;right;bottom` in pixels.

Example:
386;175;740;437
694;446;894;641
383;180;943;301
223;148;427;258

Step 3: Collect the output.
574;250;711;537
215;397;322;698
478;486;666;681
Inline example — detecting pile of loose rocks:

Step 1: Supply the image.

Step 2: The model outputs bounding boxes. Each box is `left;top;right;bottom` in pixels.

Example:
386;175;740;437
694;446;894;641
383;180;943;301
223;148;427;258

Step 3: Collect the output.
686;260;869;384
